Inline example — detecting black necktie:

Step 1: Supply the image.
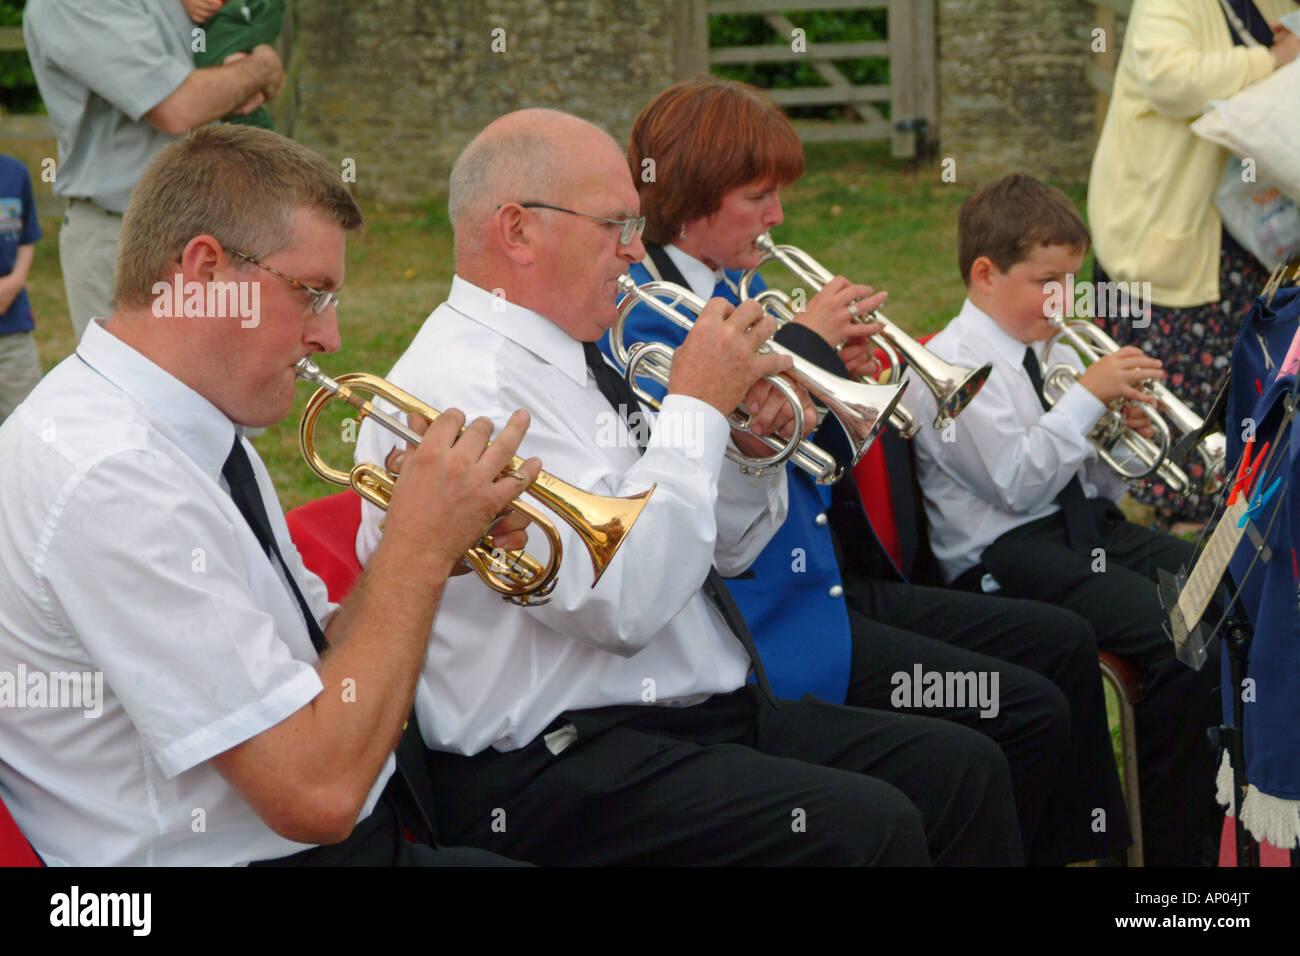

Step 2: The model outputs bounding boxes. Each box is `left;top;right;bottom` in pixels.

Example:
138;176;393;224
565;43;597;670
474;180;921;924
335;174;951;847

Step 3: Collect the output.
582;342;777;705
223;437;329;653
222;436;436;842
1021;348;1102;550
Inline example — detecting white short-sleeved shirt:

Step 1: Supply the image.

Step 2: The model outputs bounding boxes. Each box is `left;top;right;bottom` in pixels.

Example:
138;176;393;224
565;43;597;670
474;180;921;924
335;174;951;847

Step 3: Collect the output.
0;320;393;865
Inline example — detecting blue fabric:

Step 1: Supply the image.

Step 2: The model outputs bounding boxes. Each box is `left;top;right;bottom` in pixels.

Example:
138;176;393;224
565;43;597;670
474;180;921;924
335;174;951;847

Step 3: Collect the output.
1222;0;1275;46
0;155;42;335
1224;284;1300;801
602;260;852;703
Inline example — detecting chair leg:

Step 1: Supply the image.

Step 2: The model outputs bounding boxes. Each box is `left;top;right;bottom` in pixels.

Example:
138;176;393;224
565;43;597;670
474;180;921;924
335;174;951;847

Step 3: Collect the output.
1100;659;1143;867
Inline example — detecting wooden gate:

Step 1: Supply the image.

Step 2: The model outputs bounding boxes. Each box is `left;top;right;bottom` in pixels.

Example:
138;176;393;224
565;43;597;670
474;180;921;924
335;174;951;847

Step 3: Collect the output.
674;0;937;158
1083;0;1132;135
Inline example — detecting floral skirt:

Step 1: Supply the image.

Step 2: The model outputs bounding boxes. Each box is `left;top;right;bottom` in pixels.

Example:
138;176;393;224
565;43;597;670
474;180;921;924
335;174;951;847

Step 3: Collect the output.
1093;230;1270;524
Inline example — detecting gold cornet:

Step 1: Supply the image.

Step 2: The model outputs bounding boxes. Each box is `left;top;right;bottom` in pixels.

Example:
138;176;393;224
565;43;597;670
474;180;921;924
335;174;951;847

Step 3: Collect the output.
294;358;655;605
612;275;907;484
1041;318;1227;496
738;232;992;437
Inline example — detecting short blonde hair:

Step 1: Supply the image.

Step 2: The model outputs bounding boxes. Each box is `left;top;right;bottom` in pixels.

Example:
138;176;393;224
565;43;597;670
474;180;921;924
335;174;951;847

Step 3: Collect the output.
114;125;363;308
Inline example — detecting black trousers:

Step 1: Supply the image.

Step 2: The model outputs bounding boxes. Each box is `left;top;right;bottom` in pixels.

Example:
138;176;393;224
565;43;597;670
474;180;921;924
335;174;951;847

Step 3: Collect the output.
427;685;1022;866
250;775;528;867
844;579;1130;865
980;498;1223;867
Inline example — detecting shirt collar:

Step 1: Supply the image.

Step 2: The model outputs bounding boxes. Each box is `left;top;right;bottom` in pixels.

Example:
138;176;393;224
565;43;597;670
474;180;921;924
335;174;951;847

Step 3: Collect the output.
76;319;238;481
665;244;728;300
444;275;591;387
955;297;1040;367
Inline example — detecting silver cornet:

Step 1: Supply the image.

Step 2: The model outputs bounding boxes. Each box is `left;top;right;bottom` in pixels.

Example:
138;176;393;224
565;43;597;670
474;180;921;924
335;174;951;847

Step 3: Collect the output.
612;274;907;484
1041;317;1227;495
737;232;992;438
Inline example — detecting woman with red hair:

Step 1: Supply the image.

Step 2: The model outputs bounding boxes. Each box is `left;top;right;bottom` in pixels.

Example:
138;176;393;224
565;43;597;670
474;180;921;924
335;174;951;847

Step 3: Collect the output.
602;76;1136;866
626;77;883;378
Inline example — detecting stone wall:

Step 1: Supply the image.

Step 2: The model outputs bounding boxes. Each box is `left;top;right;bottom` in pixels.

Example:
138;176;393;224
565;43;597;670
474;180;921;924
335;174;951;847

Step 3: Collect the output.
290;0;684;202
287;0;1116;201
937;0;1116;184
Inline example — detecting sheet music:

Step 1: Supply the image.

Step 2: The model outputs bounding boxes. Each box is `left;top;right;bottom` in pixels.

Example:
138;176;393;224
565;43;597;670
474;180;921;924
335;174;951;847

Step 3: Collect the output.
1176;496;1250;632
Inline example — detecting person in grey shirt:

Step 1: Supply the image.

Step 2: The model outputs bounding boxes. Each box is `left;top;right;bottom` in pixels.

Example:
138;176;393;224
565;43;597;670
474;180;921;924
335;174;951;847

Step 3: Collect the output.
23;0;284;340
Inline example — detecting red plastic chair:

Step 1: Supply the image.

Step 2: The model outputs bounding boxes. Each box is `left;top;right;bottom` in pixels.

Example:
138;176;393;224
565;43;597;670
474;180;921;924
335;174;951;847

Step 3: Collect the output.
285;490;365;603
848;339;920;572
1098;651;1144;866
0;792;42;866
1219;812;1293;866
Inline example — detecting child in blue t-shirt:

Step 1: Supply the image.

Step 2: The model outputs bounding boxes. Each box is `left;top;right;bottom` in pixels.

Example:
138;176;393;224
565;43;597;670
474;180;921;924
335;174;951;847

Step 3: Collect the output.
0;110;44;422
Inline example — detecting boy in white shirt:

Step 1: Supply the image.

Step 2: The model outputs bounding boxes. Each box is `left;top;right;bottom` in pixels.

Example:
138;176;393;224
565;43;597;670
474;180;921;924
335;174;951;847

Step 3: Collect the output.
911;173;1222;866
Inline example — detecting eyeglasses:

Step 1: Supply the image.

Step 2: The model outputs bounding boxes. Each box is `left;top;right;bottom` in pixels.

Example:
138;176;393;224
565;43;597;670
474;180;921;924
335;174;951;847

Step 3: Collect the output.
231;251;340;315
512;202;645;246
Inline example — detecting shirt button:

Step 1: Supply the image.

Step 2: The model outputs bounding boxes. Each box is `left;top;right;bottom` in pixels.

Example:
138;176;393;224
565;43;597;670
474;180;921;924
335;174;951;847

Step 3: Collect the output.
828;585;844;598
814;513;828;526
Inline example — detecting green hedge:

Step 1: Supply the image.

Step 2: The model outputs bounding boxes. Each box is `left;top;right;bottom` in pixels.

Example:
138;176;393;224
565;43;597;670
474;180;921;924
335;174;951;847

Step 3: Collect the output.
1;0;41;113
709;8;889;120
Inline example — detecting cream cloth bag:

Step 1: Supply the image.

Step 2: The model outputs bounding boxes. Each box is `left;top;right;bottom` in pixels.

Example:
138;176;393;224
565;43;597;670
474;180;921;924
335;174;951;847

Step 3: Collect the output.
1192;35;1300;267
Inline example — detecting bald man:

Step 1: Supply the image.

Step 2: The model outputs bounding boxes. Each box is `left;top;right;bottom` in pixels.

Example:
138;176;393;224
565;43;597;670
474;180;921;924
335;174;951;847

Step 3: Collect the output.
355;109;1022;866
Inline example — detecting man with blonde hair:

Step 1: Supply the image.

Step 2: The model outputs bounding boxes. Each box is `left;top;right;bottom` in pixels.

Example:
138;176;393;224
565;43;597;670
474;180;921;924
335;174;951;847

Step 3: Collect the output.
0;124;528;866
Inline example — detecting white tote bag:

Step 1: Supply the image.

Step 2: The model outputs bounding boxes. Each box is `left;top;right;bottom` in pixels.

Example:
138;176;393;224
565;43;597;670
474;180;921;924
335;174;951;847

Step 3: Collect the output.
1191;59;1300;201
1192;55;1300;267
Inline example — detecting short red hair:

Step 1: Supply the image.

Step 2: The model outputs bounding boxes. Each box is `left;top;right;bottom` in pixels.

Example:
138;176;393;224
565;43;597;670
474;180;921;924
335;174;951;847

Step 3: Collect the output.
628;77;805;245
